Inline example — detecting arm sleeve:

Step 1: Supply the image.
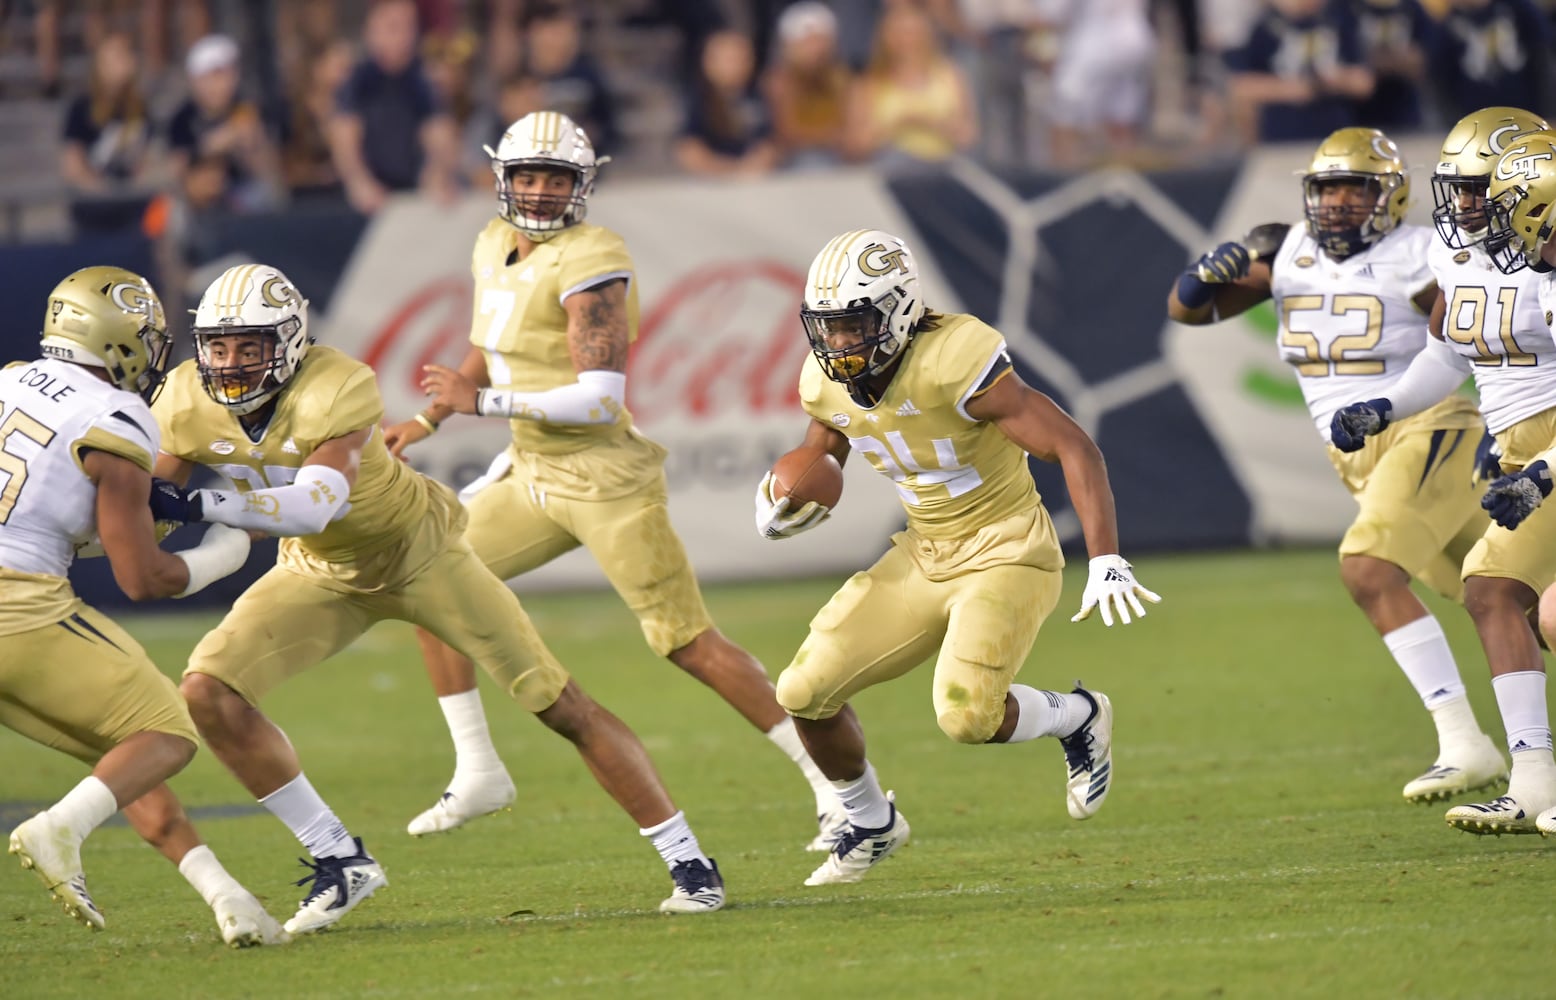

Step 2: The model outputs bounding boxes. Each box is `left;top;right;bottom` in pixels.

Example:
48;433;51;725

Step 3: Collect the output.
1386;335;1473;420
476;369;626;424
195;464;350;536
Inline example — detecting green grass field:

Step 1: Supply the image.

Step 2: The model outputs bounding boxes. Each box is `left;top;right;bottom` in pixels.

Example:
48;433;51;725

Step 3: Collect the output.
2;549;1552;999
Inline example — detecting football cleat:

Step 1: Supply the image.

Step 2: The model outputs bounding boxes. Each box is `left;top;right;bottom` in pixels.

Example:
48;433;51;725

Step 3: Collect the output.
804;797;910;886
659;858;726;914
1059;685;1113;820
406;772;517;836
8;813;103;931
282;838;387;935
1402;738;1508;803
1537;804;1556;836
214;891;291;948
1445;794;1545;835
806;802;851;853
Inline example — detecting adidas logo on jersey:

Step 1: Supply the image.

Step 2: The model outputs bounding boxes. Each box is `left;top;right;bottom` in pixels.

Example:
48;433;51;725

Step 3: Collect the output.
282;438;300;455
896;399;921;416
516;265;536;283
1356;264;1374;279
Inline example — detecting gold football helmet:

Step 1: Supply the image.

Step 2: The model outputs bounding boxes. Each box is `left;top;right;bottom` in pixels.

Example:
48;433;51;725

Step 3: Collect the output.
39;266;170;403
1302;127;1410;259
1485;130;1556;274
1432;107;1549;248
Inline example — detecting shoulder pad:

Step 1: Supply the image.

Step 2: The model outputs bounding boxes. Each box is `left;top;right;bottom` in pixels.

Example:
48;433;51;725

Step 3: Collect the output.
1243;223;1291;261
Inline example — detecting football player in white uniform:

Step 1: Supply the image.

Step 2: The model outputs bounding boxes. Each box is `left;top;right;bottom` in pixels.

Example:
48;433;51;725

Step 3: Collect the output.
2;267;285;945
383;111;845;851
1330;109;1556;835
1168;127;1507;804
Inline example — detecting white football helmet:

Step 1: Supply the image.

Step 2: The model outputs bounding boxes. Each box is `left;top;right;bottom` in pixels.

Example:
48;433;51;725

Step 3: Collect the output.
483;110;605;241
191;263;311;415
800;229;924;403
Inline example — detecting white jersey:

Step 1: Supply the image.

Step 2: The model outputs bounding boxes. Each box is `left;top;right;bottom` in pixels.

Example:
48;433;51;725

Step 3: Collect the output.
1271;223;1438;437
0;358;159;578
1428;238;1556;433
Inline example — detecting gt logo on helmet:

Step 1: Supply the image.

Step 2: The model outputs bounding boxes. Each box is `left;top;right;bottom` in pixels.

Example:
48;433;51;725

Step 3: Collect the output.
1496;147;1554;181
107;281;155;319
1489;123;1522;155
260;276;299;309
857;244;909;278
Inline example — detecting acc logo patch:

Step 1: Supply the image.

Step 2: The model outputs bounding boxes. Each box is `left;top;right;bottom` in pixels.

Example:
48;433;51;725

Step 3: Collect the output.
210;440;235;455
1454;250;1472;264
1295;255;1315;268
831;413;851;427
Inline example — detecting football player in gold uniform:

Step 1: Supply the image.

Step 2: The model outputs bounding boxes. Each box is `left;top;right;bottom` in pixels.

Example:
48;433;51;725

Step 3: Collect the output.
150;263;726;930
3;267;286;945
384;111;845;849
1168;127;1508;805
1434;128;1556;834
758;229;1159;886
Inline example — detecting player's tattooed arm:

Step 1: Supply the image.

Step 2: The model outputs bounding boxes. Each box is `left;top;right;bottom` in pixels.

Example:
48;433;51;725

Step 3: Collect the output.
564;278;630;373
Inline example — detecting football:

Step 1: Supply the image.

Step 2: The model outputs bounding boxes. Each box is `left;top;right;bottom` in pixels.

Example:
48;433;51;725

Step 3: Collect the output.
770;445;844;508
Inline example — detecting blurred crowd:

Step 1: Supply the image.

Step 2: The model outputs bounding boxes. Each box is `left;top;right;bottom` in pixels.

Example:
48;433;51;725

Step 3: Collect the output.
4;0;1554;251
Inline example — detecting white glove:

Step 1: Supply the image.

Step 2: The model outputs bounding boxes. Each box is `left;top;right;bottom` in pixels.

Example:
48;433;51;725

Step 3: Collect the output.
753;472;831;540
1070;554;1161;627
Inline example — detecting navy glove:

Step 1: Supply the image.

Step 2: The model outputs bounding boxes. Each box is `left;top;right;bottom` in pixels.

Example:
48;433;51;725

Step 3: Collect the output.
1329;399;1393;453
1176;242;1251;309
1482;460;1554;530
149;478;203;524
1472;432;1504;485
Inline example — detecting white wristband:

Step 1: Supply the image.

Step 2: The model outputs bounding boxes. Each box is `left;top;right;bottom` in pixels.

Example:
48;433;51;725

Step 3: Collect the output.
173;524;251;598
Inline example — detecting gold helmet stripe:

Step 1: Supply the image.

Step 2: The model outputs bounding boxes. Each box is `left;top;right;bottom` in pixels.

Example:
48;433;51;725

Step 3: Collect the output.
819;229;869;298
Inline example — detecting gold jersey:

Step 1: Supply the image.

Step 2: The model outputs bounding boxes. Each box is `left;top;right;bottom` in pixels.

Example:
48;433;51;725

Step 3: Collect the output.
468;218;663;499
800;312;1057;574
155;346;450;587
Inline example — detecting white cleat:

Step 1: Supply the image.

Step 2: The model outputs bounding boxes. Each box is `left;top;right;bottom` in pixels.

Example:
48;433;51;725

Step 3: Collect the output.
1402;737;1509;803
804;798;910;886
1059;686;1113;820
1537;805;1556;837
1445;794;1548;835
214;892;291;948
806;802;851;853
659;858;725;914
8;813;103;931
406;773;517;836
282;838;388;935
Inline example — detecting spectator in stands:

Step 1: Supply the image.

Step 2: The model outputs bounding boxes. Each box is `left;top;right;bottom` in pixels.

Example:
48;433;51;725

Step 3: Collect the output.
463;73;547;189
61;31;154;233
959;1;1041;167
1042;0;1158;168
284;39;355;201
676;29;779;177
762;2;851;170
328;0;459;215
522;4;620;157
422;29;480;144
1351;0;1434;130
1432;0;1552;119
1225;0;1375;144
843;2;977;166
168;34;284;213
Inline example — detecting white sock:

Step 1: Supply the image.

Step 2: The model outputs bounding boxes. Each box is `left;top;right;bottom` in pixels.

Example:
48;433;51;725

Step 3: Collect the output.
439;689;505;778
1493;670;1553;753
177;845;247;908
258;773;356;859
48;776;118;843
766;717;838;811
1383;616;1466;709
1008;686;1092;743
1428;696;1486;756
639;810;708;868
831;762;891;830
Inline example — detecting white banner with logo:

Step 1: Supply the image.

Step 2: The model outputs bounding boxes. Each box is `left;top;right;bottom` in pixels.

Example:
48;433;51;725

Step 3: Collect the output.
324;170;963;587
